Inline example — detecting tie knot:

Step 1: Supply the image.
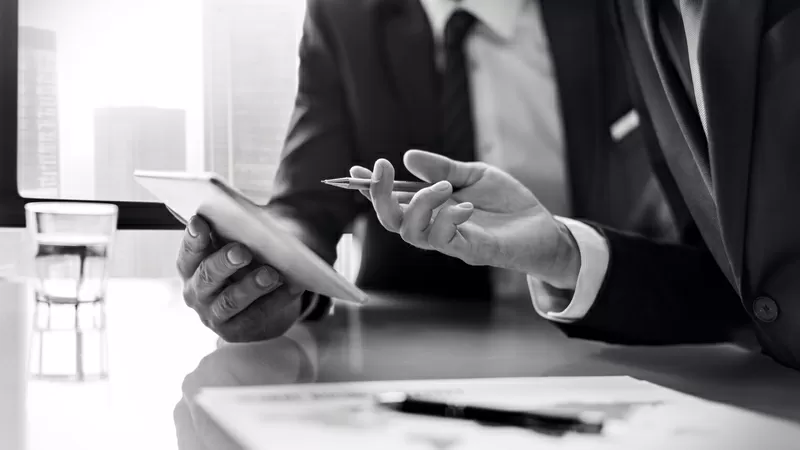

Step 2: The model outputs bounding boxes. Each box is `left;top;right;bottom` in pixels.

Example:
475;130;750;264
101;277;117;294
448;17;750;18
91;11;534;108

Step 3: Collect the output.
444;9;477;50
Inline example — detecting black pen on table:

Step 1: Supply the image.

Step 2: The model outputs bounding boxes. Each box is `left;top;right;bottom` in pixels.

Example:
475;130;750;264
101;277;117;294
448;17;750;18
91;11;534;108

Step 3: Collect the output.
322;177;432;193
375;392;604;435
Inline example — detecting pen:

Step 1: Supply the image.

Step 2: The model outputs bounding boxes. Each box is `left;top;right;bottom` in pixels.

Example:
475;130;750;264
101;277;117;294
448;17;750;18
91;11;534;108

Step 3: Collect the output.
322;177;432;193
375;392;604;435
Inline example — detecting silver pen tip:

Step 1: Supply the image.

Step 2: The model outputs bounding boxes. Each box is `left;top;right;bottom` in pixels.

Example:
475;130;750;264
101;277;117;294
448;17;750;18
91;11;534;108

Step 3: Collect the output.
322;179;350;189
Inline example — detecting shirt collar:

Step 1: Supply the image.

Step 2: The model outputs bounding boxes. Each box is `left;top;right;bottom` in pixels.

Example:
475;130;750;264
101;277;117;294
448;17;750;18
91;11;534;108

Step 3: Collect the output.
420;0;528;41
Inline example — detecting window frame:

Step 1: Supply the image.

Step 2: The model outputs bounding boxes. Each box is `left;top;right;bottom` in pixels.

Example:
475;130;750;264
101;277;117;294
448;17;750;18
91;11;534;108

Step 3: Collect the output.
0;0;182;230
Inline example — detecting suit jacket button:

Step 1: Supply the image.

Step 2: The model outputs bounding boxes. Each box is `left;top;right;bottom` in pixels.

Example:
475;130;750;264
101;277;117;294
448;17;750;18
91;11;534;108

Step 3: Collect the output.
753;296;779;323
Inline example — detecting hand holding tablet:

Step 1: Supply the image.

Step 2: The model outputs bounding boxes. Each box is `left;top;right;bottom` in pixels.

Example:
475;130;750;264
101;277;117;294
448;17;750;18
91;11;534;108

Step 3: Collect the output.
134;171;368;341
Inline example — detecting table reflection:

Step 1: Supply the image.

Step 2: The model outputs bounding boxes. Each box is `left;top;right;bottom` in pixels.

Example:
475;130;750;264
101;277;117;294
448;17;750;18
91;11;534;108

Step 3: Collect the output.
175;292;800;450
30;299;109;381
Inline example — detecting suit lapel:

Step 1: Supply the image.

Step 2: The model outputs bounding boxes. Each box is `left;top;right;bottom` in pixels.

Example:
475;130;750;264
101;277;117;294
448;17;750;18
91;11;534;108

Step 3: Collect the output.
374;0;444;156
699;0;764;290
620;0;734;285
540;0;603;219
639;0;712;194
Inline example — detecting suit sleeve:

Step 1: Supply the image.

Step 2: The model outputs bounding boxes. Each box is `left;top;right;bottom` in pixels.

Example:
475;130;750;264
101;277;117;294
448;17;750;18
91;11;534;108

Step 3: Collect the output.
266;0;367;265
554;223;750;345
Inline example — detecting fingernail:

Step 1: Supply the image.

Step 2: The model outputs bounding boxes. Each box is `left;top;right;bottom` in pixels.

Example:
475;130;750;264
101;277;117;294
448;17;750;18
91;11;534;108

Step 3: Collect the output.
187;216;199;237
433;181;451;192
256;266;281;289
458;202;473;210
373;161;384;181
226;246;248;265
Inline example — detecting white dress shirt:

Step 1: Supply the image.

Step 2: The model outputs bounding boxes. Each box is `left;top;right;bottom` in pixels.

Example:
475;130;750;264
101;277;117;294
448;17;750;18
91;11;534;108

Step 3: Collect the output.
419;0;609;319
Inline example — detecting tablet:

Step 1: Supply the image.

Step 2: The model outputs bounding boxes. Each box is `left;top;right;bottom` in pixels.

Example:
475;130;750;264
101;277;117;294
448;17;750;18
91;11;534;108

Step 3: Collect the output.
134;170;368;305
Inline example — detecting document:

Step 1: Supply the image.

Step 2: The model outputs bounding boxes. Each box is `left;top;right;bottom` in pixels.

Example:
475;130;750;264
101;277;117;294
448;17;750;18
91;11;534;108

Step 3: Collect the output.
196;376;800;450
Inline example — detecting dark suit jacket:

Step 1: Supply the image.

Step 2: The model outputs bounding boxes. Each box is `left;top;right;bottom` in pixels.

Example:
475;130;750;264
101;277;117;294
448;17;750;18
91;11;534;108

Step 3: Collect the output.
267;0;672;300
559;0;800;369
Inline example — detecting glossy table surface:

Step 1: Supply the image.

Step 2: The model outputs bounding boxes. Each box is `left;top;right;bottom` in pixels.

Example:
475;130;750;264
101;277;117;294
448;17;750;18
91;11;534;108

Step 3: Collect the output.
6;278;800;449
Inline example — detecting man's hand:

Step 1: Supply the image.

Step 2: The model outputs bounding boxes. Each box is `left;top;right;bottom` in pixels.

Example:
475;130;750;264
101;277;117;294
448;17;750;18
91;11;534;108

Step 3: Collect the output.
352;150;581;290
176;216;306;342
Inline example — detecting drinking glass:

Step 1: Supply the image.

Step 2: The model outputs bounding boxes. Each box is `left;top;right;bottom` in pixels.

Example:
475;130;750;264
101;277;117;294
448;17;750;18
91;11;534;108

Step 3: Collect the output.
25;202;117;381
25;202;118;305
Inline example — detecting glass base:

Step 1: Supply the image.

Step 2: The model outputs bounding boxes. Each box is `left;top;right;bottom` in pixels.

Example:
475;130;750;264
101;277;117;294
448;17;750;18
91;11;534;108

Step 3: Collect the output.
28;299;109;382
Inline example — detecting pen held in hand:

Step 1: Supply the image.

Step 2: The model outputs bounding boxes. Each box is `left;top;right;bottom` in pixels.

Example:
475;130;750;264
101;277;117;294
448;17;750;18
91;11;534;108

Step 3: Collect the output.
322;177;432;193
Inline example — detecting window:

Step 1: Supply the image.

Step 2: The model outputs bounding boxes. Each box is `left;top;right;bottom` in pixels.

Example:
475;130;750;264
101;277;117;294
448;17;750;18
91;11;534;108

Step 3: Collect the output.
0;0;317;278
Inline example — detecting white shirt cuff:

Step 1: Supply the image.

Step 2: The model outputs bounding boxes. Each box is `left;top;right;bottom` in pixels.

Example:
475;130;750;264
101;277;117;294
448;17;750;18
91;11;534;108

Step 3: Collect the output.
528;217;609;323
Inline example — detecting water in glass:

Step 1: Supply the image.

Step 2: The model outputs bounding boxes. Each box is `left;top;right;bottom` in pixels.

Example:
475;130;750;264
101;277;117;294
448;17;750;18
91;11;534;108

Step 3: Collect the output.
26;202;117;305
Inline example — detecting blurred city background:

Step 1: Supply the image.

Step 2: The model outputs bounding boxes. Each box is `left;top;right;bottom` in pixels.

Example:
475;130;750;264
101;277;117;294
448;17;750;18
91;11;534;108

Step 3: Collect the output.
2;0;308;278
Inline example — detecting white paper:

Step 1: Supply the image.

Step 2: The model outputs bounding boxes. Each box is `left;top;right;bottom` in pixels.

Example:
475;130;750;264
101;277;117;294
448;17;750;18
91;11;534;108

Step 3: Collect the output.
196;376;800;450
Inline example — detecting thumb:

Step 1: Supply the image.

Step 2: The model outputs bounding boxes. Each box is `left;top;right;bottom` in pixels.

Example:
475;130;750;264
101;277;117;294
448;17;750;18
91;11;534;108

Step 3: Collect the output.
403;150;485;188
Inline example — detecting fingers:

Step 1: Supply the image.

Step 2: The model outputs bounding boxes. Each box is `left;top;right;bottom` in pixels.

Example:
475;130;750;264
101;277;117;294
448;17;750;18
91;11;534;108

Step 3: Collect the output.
349;165;372;179
369;159;404;232
188;243;253;305
350;165;373;201
394;192;415;204
176;216;213;280
399;181;453;246
427;202;474;253
350;165;417;204
213;284;306;342
403;149;485;188
208;265;284;324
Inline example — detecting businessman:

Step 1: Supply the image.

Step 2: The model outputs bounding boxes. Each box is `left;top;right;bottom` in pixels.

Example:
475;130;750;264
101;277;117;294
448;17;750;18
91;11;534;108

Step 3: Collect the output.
176;0;674;342
362;0;800;370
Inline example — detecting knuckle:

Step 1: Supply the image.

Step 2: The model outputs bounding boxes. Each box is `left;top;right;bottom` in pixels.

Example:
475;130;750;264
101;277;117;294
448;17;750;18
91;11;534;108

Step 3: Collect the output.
197;262;215;286
180;236;197;254
179;237;203;261
214;291;238;321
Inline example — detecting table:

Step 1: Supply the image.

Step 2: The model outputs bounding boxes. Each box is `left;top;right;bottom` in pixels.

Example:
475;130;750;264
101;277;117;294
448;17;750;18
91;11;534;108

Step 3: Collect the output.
5;279;800;449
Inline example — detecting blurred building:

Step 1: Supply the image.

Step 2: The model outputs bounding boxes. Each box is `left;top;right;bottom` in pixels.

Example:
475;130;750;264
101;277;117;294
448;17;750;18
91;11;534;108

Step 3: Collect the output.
17;26;60;199
94;107;186;277
94;107;186;201
203;0;304;204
